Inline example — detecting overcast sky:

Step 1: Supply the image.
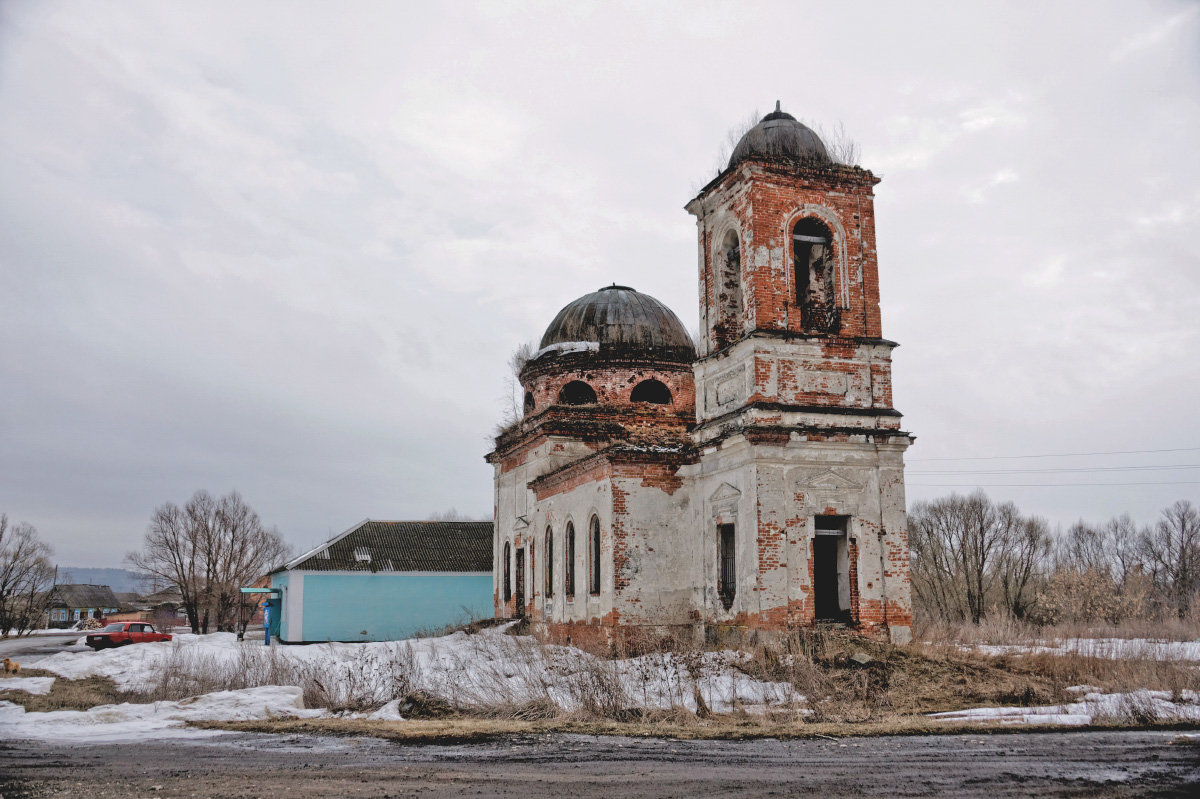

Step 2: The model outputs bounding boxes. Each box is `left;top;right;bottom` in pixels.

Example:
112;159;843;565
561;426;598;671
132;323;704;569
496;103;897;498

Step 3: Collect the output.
2;1;1198;569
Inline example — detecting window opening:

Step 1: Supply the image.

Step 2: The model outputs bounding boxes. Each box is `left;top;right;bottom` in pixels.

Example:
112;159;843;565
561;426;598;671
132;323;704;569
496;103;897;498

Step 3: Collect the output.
630;379;672;405
718;524;736;610
503;542;511;603
813;516;852;623
524;391;535;415
589;516;601;595
545;527;554;598
558;381;597;405
515;548;525;617
714;229;743;349
793;218;839;333
565;522;576;597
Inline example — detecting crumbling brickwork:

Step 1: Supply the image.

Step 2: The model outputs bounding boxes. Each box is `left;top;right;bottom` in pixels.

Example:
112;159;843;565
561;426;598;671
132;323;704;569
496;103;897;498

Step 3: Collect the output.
486;107;914;647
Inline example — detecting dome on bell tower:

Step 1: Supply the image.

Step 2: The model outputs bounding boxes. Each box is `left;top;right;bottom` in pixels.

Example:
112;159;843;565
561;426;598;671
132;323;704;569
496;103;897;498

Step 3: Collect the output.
728;102;829;169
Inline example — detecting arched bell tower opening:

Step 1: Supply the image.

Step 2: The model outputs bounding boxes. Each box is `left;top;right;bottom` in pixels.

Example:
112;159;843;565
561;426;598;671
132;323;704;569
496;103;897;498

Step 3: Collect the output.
792;217;838;334
713;228;743;350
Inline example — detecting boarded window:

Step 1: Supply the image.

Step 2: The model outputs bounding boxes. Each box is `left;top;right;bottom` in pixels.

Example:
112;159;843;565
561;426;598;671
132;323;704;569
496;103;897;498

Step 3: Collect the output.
589;516;601;595
545;527;554;598
630;379;672;405
565;522;576;597
558;381;597;405
718;524;736;610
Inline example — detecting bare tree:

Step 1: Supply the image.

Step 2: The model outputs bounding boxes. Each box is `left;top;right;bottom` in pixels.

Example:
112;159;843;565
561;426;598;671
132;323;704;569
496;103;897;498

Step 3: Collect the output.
1140;500;1200;619
909;491;1050;623
711;109;761;176
996;514;1051;619
426;508;487;522
811;120;861;166
0;514;55;637
497;340;536;434
127;491;290;634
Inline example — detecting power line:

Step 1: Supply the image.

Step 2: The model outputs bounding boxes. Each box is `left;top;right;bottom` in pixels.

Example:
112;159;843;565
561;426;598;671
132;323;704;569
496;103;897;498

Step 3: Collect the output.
910;464;1200;475
909;481;1200;488
908;446;1200;462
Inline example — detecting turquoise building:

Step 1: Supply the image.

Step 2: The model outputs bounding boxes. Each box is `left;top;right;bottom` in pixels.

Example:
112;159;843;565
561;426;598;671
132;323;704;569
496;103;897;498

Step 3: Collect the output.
269;519;493;643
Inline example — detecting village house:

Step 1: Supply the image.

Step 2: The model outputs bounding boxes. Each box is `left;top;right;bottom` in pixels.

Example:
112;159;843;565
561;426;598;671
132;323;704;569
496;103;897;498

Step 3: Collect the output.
42;583;123;628
487;105;914;647
269;519;493;643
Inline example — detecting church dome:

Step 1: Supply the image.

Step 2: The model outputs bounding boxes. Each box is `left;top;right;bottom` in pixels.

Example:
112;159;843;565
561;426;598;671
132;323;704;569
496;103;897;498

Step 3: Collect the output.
728;103;829;169
537;285;696;363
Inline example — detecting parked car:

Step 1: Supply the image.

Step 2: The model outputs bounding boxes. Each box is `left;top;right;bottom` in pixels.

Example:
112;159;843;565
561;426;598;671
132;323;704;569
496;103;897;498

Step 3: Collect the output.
85;622;172;650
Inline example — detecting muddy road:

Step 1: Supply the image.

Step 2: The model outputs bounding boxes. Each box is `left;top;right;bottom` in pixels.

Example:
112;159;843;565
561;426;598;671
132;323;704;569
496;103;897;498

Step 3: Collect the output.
2;729;1198;797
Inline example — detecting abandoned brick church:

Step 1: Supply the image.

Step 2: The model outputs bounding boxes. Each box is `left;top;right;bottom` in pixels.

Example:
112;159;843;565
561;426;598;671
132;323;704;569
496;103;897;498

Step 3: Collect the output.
486;105;914;646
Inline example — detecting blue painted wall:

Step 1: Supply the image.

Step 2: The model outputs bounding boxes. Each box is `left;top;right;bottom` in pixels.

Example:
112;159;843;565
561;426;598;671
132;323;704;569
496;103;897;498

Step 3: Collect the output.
271;571;492;642
272;571;291;640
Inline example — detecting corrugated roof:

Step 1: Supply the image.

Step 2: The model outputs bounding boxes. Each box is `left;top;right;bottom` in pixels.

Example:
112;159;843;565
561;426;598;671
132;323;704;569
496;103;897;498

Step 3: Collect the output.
287;520;493;573
49;584;121;609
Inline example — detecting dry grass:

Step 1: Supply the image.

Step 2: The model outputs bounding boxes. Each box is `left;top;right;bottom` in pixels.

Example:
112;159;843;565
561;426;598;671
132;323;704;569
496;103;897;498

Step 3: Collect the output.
9;620;1200;738
915;614;1200;646
0;667;139;712
194;714;1200;742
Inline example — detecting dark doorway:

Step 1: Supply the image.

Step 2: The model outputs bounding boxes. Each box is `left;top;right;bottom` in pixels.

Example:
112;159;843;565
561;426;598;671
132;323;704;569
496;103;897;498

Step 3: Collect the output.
813;516;851;623
515;548;526;617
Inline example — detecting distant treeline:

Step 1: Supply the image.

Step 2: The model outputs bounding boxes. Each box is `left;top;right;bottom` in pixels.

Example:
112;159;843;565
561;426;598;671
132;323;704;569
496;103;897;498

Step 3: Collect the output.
910;492;1200;626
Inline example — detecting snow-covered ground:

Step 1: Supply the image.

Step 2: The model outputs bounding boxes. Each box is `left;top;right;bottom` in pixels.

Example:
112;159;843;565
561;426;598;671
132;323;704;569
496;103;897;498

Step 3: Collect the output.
1;626;798;741
0;685;325;743
971;638;1200;661
6;629;1199;742
0;676;55;695
931;687;1200;726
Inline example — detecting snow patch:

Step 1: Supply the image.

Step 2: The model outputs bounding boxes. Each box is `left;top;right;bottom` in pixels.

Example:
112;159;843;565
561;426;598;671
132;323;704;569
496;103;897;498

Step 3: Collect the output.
971;638;1200;661
931;689;1200;727
0;677;55;695
0;686;324;743
534;341;599;358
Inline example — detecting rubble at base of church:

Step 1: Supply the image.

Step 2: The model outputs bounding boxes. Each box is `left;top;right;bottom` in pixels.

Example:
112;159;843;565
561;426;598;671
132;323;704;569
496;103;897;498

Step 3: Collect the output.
486;106;915;648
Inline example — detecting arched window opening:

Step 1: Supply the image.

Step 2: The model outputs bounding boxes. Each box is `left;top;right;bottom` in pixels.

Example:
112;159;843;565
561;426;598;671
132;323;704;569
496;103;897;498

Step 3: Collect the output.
714;229;743;349
503;542;512;603
545;527;554;598
515;547;525;616
630;379;672;405
565;522;576;597
558;381;597;405
523;391;535;415
589;516;601;595
793;218;839;333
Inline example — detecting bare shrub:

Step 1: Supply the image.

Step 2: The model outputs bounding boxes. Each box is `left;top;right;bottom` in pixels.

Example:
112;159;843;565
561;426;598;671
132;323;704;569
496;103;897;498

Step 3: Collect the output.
140;640;424;713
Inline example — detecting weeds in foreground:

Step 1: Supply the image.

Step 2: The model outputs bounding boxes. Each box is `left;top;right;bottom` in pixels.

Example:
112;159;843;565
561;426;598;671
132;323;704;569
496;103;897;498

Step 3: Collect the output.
13;619;1200;730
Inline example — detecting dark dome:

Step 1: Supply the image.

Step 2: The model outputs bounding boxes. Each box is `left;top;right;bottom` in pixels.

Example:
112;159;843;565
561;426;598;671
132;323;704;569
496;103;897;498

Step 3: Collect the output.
538;286;696;363
728;103;828;169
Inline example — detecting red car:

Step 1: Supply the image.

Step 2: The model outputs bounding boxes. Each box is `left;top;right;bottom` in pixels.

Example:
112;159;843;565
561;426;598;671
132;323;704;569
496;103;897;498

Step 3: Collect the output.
85;622;172;650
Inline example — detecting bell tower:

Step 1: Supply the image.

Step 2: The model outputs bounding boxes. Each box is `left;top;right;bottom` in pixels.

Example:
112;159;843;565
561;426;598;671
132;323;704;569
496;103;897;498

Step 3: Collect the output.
684;105;913;642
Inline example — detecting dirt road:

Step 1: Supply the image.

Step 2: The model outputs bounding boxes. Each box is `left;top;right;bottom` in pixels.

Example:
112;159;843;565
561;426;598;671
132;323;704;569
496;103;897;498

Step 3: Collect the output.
2;729;1198;797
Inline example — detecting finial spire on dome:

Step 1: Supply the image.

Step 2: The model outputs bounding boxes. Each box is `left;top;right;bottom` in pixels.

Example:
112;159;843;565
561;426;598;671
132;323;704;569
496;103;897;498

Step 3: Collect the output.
775;100;781;113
